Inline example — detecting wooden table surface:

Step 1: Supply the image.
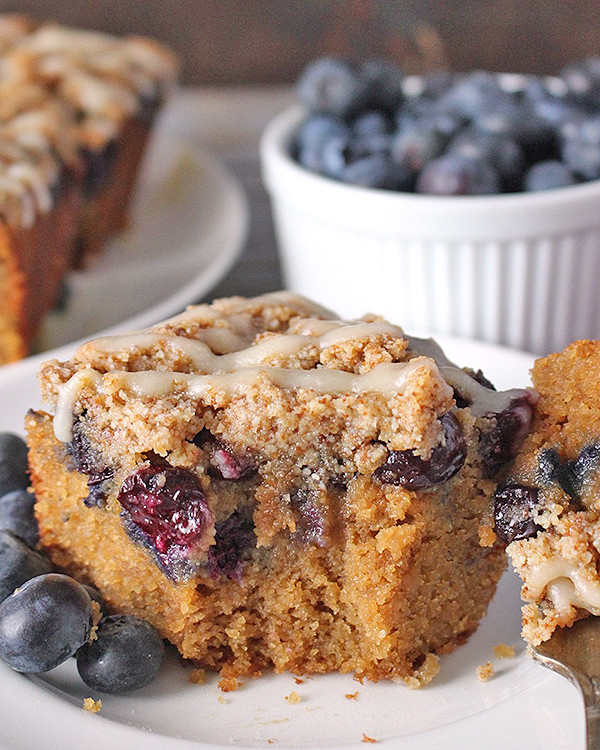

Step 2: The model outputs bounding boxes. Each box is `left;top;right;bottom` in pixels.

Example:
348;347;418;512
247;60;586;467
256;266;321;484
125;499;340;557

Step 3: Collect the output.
5;0;600;84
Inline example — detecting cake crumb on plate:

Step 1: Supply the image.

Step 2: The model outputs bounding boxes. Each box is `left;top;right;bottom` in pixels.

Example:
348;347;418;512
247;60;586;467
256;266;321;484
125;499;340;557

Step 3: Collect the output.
82;697;101;713
477;661;495;681
189;668;207;684
493;642;515;659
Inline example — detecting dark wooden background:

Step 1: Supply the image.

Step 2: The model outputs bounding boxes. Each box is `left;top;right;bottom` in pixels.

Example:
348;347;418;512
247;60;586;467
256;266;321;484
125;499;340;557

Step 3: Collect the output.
5;0;600;84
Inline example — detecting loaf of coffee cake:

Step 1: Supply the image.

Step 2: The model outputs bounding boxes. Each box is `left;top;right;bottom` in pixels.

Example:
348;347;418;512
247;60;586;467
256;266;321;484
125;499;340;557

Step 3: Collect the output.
27;292;535;686
495;340;600;646
0;15;178;364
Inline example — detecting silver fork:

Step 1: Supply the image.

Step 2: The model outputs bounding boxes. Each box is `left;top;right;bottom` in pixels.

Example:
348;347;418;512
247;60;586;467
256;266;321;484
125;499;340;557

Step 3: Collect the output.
532;617;600;749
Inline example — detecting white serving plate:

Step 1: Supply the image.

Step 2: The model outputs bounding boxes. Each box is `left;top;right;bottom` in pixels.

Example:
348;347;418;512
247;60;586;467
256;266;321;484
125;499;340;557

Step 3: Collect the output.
0;336;584;750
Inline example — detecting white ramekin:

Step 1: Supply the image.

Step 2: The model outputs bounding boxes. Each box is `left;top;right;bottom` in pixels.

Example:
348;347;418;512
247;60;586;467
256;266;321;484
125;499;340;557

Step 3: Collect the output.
260;105;600;355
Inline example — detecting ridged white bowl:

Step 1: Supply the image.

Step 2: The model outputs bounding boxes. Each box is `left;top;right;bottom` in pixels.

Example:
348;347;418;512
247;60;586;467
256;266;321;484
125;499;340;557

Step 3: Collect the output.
260;105;600;355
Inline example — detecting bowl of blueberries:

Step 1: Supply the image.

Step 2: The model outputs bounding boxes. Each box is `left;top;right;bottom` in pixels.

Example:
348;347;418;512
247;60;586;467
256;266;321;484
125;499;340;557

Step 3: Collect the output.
261;57;600;355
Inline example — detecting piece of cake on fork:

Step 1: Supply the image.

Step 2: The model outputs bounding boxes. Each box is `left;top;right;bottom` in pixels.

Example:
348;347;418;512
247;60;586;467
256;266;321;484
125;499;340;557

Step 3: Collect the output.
26;292;535;687
494;340;600;646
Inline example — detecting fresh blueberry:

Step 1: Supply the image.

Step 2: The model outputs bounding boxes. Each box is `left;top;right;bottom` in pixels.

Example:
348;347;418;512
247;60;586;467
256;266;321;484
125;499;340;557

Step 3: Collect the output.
297;58;368;118
449;128;524;189
419;70;460;100
391;121;447;174
118;465;214;580
318;133;352;179
77;614;164;694
525;81;583;128
0;433;29;499
342;151;413;190
374;412;466;489
360;58;405;112
0;573;93;673
295;113;350;151
494;484;541;543
0;530;52;603
352;110;391;138
439;71;511;121
561;57;600;108
207;509;256;582
294;114;351;171
561;116;600;179
0;489;38;548
523;160;576;191
416;153;500;195
397;95;440;126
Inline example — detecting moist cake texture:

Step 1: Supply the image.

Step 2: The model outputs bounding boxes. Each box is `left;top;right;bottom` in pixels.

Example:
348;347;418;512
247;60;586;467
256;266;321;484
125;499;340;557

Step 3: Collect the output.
495;340;600;646
0;15;178;364
27;292;535;685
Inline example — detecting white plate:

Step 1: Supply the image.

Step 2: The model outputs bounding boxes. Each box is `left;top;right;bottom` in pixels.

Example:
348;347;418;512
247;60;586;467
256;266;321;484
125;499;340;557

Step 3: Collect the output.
0;337;584;750
33;105;248;354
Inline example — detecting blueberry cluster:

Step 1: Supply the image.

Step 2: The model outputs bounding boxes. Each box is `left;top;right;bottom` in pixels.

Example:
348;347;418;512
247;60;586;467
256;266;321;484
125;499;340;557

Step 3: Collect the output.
0;432;164;694
293;57;600;194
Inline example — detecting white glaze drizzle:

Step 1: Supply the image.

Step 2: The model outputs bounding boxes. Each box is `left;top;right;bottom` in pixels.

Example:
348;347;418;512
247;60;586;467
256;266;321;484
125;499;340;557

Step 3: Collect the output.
407;333;531;417
51;293;531;442
525;556;600;616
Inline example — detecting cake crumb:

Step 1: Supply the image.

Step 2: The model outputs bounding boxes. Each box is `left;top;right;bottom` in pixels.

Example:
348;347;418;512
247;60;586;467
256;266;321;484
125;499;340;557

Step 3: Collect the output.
83;697;101;713
477;661;495;681
362;733;377;743
403;652;440;689
345;691;359;700
218;676;239;692
217;695;228;705
87;601;102;643
189;668;207;684
285;691;301;704
294;677;305;685
494;642;515;659
478;524;497;547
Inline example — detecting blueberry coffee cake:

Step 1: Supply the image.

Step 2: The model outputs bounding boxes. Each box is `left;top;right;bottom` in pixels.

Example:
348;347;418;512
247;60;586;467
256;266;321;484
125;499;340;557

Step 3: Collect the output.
26;292;535;686
0;15;178;364
495;340;600;646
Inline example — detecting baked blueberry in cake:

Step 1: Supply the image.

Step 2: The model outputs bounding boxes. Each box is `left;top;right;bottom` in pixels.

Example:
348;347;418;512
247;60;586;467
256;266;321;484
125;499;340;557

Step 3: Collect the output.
26;292;535;686
494;340;600;646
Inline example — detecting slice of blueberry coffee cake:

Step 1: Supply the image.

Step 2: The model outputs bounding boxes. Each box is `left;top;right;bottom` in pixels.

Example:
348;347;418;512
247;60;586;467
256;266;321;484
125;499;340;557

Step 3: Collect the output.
26;292;535;687
494;340;600;646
